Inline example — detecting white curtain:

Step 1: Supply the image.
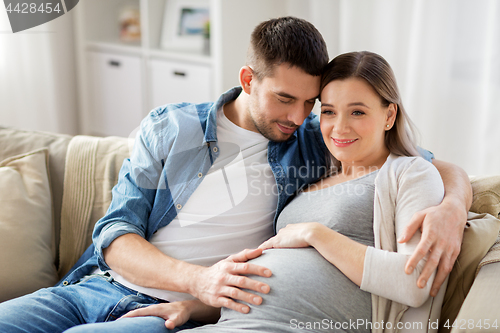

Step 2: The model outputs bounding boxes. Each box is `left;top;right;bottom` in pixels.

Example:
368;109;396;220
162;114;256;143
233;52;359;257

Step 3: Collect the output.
0;6;78;135
303;0;500;176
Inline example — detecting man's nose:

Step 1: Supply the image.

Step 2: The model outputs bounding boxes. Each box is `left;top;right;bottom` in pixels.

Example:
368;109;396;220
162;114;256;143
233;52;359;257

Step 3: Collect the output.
287;102;311;126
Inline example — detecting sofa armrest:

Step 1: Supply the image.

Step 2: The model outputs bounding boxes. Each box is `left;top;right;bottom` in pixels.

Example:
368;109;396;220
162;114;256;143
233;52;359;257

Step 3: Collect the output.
450;263;500;332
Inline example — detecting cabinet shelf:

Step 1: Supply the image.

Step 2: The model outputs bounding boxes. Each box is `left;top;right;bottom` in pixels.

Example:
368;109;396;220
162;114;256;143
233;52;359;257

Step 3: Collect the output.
148;48;212;65
85;41;212;65
75;0;290;136
86;41;143;56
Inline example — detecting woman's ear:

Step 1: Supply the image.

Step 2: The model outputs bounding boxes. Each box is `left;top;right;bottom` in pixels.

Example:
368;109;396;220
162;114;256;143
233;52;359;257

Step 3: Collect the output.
386;103;398;128
239;66;253;94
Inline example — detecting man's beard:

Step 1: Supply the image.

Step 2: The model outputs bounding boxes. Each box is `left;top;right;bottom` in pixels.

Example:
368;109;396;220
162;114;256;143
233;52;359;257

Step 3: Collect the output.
250;116;297;143
247;89;297;142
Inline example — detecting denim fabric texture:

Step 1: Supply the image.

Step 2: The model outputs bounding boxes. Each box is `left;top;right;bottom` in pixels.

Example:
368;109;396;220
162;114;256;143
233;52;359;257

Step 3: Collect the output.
0;273;199;332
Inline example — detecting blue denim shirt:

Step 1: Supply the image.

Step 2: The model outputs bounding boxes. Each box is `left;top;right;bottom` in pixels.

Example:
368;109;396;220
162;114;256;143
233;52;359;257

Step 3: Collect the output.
58;87;434;285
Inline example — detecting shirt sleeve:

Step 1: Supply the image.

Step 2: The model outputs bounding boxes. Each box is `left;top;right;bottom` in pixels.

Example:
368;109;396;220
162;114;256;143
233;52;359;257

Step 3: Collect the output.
92;110;166;271
417;146;434;162
360;158;444;307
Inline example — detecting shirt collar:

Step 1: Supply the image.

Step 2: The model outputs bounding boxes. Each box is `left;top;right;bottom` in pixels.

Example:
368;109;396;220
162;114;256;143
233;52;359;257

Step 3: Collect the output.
204;86;242;144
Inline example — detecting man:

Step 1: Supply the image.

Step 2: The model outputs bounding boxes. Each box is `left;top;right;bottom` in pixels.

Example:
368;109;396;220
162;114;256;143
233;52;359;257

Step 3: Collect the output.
0;17;471;333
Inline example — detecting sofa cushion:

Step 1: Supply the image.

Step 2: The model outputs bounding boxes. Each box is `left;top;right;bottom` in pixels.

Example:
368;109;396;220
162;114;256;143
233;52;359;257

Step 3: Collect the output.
450;261;500;332
470;175;500;218
58;135;132;277
0;149;58;302
439;212;500;332
0;127;71;270
439;175;500;333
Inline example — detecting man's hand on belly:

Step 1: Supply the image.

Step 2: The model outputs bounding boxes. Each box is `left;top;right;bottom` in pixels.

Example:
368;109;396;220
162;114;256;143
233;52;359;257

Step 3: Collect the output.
188;248;272;314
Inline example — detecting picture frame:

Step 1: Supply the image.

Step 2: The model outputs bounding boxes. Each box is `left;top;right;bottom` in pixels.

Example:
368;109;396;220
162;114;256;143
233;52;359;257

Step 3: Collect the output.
160;0;210;52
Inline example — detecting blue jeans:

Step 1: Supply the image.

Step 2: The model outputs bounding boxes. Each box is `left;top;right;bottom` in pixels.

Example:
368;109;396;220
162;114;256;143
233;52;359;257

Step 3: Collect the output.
0;273;201;333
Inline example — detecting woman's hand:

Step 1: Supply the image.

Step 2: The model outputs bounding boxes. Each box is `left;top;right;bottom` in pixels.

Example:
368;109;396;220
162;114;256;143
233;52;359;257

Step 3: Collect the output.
121;300;219;329
258;222;324;250
260;222;366;286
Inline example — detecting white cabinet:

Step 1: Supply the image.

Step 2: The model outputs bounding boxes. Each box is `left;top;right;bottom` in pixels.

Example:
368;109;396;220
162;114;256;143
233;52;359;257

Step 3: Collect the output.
74;0;290;136
87;52;144;137
149;59;211;107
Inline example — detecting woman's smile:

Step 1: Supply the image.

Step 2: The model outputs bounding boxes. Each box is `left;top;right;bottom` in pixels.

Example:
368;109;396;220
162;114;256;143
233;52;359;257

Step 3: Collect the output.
332;138;358;147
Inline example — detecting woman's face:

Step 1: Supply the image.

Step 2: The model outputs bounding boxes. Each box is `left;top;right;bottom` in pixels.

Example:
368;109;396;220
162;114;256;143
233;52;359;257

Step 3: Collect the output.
320;77;396;170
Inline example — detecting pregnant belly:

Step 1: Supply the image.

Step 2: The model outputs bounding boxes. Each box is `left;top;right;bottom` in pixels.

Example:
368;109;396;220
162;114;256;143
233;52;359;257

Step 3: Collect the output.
219;248;372;332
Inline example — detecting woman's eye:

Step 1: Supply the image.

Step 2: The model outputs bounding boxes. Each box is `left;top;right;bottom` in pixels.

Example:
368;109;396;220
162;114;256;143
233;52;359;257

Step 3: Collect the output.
321;110;334;115
352;110;365;116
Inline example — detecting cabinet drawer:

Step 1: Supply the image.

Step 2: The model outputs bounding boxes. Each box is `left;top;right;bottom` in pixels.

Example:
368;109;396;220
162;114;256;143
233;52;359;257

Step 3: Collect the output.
87;51;144;137
150;59;212;108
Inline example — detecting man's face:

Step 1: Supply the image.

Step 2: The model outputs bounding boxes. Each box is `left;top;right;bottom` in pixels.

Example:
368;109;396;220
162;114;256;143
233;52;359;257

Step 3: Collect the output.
245;64;320;142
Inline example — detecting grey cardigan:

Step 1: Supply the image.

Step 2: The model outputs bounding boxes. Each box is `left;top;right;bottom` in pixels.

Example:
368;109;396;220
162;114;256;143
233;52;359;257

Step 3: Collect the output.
361;154;445;332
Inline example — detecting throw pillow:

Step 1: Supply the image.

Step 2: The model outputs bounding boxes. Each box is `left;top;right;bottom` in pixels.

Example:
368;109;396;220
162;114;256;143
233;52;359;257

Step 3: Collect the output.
0;148;58;302
439;212;500;332
470;175;500;218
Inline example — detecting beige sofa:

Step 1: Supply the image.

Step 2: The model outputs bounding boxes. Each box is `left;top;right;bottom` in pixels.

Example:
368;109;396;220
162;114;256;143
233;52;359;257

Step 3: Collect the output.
1;127;499;333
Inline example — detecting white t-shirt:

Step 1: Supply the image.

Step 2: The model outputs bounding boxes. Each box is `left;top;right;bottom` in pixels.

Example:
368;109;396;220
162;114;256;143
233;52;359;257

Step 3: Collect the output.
109;107;277;301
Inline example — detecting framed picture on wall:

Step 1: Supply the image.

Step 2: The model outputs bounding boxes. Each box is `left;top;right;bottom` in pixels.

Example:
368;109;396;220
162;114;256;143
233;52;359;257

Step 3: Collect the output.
160;0;210;52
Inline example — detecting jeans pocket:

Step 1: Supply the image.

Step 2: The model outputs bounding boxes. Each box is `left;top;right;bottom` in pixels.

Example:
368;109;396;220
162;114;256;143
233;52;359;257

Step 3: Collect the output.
105;294;157;322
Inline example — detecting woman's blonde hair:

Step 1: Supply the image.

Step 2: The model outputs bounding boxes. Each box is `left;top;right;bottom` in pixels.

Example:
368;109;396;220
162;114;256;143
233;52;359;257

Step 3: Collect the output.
320;51;420;159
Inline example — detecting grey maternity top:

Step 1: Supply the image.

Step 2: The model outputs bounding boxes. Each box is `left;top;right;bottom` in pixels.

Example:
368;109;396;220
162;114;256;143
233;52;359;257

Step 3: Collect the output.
189;171;378;333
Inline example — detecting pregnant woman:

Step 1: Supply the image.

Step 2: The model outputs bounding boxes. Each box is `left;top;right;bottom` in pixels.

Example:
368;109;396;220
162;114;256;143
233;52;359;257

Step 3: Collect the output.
122;51;446;333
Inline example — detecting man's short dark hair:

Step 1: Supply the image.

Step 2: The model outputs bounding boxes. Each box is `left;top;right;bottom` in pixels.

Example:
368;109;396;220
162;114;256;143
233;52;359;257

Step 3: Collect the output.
247;16;329;80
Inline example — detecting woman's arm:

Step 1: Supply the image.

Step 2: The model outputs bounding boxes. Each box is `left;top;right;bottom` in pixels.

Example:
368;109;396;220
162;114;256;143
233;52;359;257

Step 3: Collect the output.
358;158;445;306
259;222;367;286
260;223;434;306
400;159;472;296
259;223;432;307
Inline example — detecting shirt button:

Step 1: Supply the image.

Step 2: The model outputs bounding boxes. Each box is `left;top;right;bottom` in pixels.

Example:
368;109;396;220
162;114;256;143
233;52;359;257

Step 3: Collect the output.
176;204;182;210
213;147;218;153
198;173;203;178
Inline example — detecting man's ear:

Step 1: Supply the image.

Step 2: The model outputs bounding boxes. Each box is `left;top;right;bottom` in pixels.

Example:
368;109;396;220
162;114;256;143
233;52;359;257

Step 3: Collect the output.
239;66;254;94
